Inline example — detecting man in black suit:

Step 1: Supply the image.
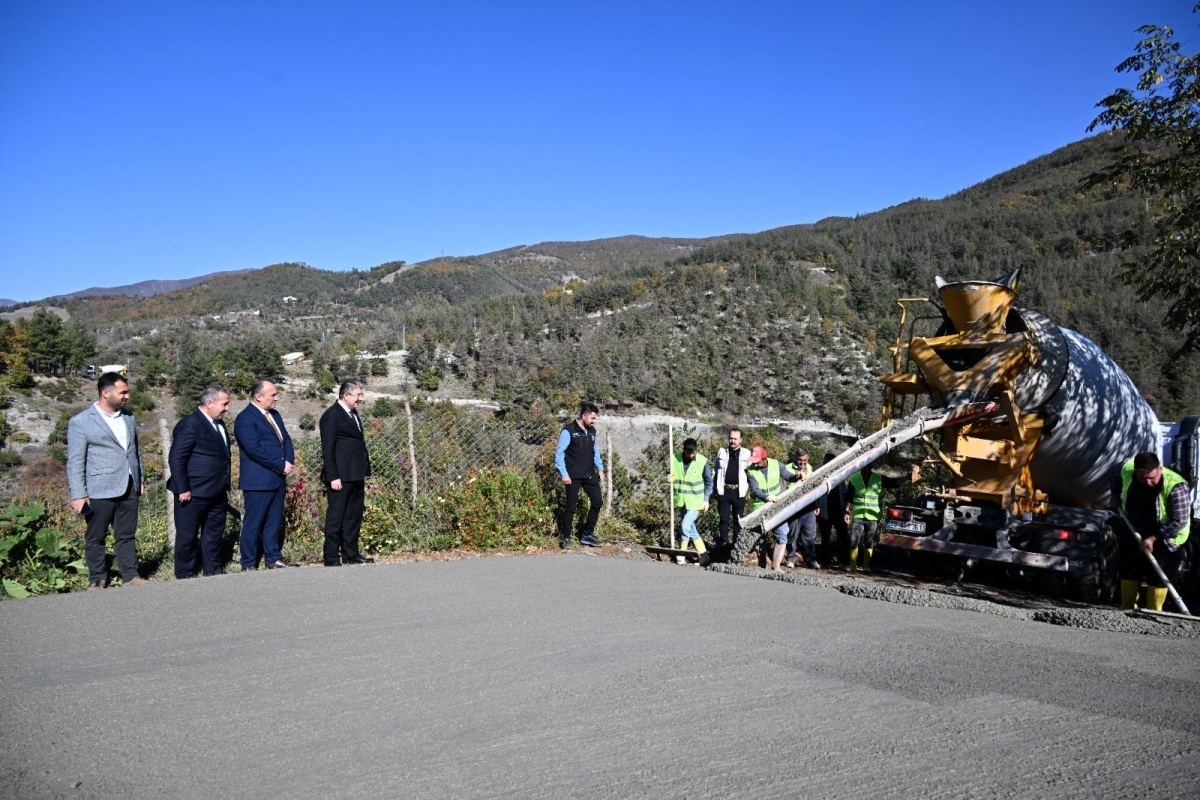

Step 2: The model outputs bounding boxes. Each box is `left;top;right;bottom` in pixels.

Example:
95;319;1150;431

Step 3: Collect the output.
320;380;373;566
168;386;232;578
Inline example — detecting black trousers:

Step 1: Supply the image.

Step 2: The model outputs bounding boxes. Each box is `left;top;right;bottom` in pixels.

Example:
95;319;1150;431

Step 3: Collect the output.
561;475;602;541
325;479;366;564
1116;522;1185;587
173;492;228;578
85;477;139;584
716;489;745;545
818;515;849;564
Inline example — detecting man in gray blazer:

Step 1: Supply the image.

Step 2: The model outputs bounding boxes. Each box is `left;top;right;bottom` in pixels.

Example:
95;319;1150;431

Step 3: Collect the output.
67;371;147;589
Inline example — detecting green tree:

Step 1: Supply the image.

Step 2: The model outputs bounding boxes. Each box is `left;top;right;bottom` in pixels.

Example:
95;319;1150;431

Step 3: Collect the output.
1087;5;1200;348
23;309;66;374
172;333;218;416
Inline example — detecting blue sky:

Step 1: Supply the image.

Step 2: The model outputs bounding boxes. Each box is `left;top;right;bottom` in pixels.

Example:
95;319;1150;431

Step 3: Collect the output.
1;1;1196;303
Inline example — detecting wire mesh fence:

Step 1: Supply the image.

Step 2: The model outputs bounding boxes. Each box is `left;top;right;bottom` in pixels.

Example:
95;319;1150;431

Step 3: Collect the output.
25;399;835;584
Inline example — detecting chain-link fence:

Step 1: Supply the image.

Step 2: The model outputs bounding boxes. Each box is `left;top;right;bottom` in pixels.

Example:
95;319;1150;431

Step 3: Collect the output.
11;400;839;588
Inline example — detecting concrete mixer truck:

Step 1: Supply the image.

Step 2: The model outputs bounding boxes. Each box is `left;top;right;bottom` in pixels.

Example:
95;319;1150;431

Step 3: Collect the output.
736;268;1198;603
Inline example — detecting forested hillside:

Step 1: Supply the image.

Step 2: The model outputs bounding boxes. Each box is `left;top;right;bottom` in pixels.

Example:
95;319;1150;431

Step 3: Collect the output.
7;133;1198;424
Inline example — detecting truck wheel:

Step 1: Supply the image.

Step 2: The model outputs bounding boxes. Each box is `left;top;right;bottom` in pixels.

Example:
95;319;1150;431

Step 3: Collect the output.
1067;527;1118;605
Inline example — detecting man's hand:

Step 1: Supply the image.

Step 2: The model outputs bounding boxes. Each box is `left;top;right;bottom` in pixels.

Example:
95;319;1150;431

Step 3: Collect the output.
598;470;605;483
1143;535;1158;552
561;475;572;485
283;461;294;475
178;491;192;504
70;497;89;515
330;479;343;492
701;503;708;513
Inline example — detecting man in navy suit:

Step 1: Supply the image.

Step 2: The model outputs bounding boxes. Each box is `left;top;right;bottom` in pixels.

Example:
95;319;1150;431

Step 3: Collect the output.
168;386;232;578
66;371;147;589
319;379;373;566
233;379;296;570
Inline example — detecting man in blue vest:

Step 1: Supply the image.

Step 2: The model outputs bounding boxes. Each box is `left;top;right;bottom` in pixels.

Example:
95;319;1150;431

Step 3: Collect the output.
555;401;606;548
843;461;920;572
1110;451;1191;611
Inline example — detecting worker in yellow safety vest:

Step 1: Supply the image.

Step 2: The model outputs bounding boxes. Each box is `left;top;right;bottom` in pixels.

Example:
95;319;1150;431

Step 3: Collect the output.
1111;451;1191;611
670;438;714;563
746;446;802;572
843;461;920;572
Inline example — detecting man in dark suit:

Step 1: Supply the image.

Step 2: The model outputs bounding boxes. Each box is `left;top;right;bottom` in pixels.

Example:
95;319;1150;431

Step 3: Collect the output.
168;386;232;578
233;379;296;570
66;371;147;589
320;379;373;566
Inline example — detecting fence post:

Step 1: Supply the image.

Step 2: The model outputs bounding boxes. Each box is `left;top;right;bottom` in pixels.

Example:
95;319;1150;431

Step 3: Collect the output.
160;418;176;549
405;399;418;507
605;430;613;517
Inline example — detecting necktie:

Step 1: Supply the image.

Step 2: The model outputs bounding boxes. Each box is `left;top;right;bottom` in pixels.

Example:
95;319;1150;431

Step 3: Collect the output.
351;410;361;431
265;412;283;443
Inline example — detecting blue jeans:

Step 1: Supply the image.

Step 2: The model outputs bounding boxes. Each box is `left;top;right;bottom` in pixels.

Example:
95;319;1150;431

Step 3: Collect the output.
680;508;701;542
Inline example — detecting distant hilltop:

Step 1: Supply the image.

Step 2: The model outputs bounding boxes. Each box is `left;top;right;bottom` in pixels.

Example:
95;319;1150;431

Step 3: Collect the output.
51;270;254;301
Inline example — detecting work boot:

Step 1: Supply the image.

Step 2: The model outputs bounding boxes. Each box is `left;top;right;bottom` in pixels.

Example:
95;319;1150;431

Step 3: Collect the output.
863;547;874;572
848;548;859;572
1146;585;1169;612
1119;579;1140;610
693;538;707;555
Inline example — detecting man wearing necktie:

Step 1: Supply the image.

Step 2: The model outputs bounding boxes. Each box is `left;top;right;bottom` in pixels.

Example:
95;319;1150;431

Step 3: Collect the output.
233;379;296;569
319;379;373;566
168;386;232;578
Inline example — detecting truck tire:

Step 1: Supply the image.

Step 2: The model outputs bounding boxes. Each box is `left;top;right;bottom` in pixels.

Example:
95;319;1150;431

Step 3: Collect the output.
1067;527;1118;605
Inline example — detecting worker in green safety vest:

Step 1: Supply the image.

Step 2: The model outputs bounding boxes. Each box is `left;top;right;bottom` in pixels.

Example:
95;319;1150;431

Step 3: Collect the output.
670;438;714;563
746;446;802;572
843;461;921;572
1110;451;1192;611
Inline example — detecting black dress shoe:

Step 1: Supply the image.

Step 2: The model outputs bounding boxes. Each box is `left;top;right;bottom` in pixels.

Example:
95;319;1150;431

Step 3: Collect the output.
323;561;342;567
344;556;374;565
265;559;297;569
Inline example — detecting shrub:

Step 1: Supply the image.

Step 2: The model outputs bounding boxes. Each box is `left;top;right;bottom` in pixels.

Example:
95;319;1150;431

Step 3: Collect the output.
360;491;456;554
369;397;396;418
298;412;317;431
417;370;440;391
282;472;324;564
445;467;555;550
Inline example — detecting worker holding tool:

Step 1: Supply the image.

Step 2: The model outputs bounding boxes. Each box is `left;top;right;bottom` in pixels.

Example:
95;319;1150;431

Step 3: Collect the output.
844;461;921;572
746;446;802;572
670;438;713;564
1110;452;1191;611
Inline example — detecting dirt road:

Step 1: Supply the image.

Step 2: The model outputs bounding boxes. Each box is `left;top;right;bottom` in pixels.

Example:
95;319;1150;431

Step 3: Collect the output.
2;554;1198;798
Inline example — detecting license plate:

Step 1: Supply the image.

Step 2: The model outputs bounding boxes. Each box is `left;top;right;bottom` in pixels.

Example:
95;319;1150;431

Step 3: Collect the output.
885;518;926;534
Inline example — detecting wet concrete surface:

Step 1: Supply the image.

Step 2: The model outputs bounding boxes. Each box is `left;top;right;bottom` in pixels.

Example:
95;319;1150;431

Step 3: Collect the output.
2;554;1198;799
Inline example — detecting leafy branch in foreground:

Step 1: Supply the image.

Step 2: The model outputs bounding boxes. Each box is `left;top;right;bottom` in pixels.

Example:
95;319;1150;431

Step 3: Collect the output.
1087;4;1200;349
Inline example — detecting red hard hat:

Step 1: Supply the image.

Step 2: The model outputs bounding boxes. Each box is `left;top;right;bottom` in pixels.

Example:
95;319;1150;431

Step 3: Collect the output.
750;446;768;464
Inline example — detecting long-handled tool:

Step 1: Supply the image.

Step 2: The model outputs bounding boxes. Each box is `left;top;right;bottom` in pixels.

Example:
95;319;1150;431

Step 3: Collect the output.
668;426;675;550
1121;513;1191;616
